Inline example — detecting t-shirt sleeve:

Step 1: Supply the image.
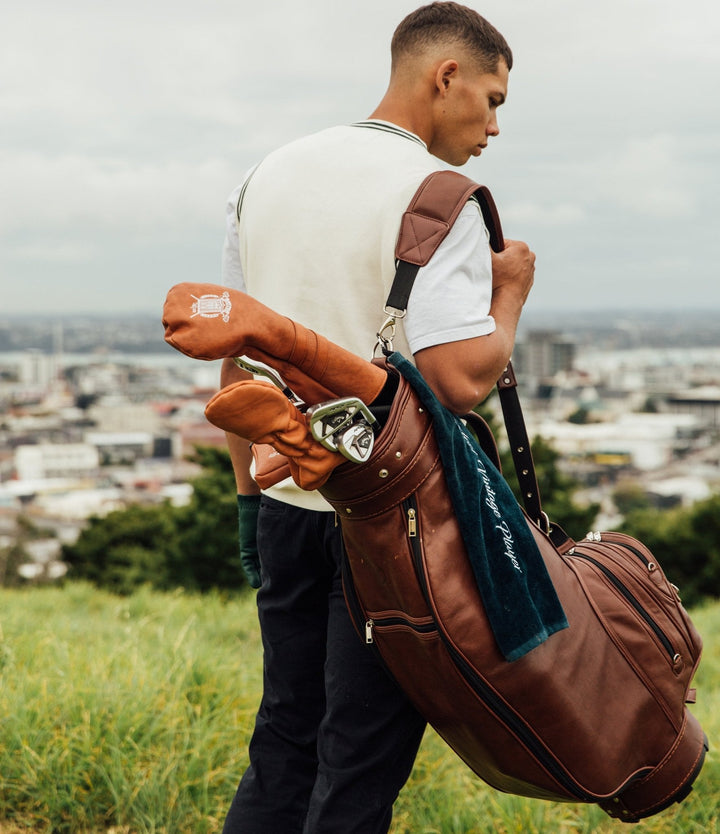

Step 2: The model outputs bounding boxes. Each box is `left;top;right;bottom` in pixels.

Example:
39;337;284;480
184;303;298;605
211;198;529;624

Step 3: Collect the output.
221;182;248;292
403;200;496;354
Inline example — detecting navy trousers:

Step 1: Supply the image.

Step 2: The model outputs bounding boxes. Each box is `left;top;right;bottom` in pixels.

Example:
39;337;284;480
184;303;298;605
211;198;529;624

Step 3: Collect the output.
222;495;427;834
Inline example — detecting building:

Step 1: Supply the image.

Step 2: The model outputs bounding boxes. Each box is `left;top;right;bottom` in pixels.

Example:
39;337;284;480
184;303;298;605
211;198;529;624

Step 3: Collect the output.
514;330;576;395
83;431;155;465
666;387;720;429
14;443;100;481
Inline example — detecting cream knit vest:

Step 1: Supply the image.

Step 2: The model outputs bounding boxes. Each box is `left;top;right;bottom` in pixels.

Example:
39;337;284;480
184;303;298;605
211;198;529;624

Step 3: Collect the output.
238;122;442;509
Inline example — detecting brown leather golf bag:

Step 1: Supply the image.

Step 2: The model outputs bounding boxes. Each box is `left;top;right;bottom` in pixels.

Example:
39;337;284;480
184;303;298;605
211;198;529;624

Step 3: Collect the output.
162;171;707;823
319;172;707;822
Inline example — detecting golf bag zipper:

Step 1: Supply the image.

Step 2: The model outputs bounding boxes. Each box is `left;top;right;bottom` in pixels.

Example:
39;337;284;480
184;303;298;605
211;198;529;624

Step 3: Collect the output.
407;506;417;537
586;531;652;569
340;543;383;661
402;497;431;600
587;533;683;600
364;615;435;644
400;494;596;801
570;548;678;663
341;539;436;647
616;540;651;569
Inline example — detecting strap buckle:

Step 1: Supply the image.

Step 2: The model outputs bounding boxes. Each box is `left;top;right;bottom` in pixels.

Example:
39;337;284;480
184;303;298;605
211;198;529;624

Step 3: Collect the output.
383;304;406;320
532;511;551;536
373;315;397;357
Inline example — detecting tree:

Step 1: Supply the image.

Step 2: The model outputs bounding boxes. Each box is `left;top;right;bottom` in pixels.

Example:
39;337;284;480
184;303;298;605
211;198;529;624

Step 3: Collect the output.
62;503;179;595
567;406;592;425
620;494;720;606
173;446;243;592
62;445;244;594
474;397;599;541
612;481;652;516
512;435;599;539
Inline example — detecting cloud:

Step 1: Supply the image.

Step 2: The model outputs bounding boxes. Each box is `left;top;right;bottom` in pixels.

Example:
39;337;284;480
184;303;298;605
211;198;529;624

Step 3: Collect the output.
8;240;97;264
0;150;234;235
1;0;719;313
595;136;697;218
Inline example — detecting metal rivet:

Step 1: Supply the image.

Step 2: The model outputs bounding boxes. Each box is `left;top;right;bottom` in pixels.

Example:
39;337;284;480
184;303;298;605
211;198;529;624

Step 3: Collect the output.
517;446;524;453
522;469;529;475
345;508;352;514
504;377;511;385
379;469;389;478
395;451;402;459
418;407;424;413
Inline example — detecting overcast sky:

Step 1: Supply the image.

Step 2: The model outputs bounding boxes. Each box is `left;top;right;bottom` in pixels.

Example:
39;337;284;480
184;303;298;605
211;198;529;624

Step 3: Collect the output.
2;0;719;317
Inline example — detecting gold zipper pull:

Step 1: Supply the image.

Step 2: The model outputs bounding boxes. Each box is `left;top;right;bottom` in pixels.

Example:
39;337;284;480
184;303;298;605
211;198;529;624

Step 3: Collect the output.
407;507;417;537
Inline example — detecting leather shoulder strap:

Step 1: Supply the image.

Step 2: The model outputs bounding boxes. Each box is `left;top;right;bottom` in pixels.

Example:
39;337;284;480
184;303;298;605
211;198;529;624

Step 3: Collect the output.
387;171;557;537
386;172;504;315
395;170;504;266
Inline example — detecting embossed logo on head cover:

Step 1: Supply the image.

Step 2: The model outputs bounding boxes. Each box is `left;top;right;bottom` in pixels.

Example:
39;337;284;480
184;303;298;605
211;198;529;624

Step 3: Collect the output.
191;292;232;322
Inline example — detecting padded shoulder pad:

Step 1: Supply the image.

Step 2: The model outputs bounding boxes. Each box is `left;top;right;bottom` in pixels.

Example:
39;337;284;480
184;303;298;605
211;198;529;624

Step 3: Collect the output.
395;171;504;265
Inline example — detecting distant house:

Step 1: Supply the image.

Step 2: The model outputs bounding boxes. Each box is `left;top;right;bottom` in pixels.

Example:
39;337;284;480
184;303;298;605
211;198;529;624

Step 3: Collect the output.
666;387;720;428
14;443;100;481
535;412;701;471
83;431;154;465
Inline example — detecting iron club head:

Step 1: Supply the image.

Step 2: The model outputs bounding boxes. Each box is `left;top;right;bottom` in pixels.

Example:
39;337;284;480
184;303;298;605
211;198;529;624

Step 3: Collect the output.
336;422;375;463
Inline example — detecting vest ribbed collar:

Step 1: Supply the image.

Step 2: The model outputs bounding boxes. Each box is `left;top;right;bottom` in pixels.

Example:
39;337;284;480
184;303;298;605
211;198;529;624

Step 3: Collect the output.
350;120;427;149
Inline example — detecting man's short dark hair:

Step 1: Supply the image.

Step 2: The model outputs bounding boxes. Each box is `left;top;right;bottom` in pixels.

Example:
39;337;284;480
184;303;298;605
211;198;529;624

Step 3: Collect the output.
391;2;513;74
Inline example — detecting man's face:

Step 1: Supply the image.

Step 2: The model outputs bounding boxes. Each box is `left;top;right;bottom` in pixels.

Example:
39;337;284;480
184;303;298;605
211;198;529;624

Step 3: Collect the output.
428;58;509;167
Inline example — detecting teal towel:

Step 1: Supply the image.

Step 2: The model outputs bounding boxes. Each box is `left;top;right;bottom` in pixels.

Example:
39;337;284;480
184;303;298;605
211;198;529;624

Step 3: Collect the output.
390;353;568;661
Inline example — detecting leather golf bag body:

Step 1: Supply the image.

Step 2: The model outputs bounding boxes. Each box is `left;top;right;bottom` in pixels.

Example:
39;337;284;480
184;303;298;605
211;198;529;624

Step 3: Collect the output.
319;359;705;823
162;171;708;823
318;172;707;823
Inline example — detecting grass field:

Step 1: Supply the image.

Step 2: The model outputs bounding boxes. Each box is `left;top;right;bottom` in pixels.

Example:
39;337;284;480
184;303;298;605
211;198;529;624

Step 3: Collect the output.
0;583;717;833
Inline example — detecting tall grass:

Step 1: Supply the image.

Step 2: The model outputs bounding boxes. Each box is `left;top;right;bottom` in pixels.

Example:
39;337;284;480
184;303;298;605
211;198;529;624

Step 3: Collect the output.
0;584;260;833
0;583;717;833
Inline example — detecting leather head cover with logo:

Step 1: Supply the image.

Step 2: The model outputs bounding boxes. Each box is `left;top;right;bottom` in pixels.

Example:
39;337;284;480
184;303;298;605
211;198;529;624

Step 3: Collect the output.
162;282;387;407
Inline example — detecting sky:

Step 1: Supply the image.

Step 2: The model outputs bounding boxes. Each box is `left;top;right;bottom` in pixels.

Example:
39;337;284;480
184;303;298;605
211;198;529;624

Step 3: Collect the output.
2;0;719;317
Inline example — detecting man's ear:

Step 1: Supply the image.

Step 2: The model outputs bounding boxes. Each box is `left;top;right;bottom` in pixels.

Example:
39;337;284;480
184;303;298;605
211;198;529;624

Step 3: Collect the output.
434;59;459;95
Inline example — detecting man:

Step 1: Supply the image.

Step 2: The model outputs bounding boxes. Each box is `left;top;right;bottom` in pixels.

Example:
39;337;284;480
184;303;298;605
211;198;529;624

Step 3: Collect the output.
220;4;535;832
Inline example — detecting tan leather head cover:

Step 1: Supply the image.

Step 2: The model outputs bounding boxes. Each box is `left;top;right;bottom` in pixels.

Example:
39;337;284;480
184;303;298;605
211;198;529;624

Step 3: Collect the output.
204;380;345;491
163;282;386;407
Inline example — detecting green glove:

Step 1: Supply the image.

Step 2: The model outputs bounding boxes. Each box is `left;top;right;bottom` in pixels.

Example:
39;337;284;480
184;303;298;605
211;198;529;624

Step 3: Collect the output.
237;494;262;589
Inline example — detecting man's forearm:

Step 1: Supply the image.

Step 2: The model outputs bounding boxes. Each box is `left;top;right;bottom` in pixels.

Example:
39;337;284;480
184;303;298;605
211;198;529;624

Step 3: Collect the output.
414;328;515;415
221;357;261;495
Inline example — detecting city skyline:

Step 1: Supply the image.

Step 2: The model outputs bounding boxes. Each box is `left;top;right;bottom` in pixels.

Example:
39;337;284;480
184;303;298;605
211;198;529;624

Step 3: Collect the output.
2;0;719;315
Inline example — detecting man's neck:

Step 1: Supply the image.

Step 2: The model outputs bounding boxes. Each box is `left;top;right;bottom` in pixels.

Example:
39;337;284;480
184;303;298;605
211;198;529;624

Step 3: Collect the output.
368;95;432;149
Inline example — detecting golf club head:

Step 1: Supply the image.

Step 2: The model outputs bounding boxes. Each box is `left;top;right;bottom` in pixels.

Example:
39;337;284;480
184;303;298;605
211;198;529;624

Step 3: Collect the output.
306;397;377;451
306;398;357;450
336;421;375;463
